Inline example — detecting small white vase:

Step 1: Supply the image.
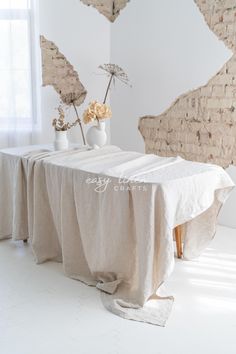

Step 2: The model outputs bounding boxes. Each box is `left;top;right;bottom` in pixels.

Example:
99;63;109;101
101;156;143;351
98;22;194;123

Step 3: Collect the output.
86;120;107;149
54;130;69;151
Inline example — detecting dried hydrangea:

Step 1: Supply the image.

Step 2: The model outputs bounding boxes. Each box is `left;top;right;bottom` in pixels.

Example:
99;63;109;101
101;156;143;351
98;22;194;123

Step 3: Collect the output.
83;101;112;124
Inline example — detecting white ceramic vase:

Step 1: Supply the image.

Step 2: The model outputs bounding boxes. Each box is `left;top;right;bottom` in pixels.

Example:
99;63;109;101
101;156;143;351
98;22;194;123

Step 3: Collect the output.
86;120;107;149
54;130;69;151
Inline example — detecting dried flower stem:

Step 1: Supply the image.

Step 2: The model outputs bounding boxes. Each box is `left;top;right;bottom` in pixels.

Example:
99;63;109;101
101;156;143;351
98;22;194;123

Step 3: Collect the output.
103;73;114;104
72;102;86;145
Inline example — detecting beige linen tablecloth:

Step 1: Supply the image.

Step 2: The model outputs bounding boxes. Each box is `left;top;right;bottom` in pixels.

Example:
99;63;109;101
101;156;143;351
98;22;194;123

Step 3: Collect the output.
0;145;234;326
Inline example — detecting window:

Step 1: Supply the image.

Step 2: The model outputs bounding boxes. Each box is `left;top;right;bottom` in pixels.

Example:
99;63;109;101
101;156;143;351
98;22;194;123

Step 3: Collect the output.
0;0;36;131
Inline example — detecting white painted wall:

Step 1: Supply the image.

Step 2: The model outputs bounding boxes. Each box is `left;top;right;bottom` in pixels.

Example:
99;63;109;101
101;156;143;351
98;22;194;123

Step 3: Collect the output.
36;0;235;227
37;0;111;145
110;0;231;151
110;0;236;228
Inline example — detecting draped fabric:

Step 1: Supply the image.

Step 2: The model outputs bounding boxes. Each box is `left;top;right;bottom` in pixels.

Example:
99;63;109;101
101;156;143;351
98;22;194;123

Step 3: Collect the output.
0;145;234;326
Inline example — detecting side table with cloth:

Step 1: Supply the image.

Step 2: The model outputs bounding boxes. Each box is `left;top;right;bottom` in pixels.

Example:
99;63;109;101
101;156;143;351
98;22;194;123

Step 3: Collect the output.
0;145;234;326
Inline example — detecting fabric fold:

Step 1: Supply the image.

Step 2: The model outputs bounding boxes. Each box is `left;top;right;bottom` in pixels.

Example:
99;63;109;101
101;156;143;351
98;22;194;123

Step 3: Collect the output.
0;145;234;326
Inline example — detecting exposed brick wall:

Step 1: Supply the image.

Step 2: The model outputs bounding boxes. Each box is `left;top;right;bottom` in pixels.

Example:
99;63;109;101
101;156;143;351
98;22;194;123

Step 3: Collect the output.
40;36;87;107
139;0;236;168
195;0;236;51
80;0;130;22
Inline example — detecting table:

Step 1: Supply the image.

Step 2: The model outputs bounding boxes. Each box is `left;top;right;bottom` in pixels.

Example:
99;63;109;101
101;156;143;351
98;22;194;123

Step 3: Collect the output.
0;145;234;326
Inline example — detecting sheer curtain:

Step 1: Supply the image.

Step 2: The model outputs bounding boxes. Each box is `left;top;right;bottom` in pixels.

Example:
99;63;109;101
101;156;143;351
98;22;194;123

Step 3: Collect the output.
0;0;38;148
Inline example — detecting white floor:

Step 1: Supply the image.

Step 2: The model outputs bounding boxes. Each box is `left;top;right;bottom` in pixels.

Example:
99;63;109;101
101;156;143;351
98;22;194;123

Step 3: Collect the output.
0;226;236;354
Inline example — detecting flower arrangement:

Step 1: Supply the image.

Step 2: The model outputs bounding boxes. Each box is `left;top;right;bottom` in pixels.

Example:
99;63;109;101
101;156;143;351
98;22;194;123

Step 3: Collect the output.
83;101;112;124
48;56;130;147
83;63;130;126
52;105;81;131
41;34;131;146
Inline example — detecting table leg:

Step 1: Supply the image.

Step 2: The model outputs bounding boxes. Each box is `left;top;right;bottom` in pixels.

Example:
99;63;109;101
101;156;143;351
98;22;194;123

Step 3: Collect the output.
175;225;183;259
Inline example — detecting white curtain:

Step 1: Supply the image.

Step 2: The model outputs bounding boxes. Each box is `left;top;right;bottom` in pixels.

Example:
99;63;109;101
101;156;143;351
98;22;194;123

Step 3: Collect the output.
0;0;38;148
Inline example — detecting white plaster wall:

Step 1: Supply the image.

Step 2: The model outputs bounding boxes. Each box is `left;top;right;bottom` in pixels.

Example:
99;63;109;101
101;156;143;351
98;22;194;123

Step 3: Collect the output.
110;0;236;228
35;0;235;227
110;0;231;151
38;0;111;145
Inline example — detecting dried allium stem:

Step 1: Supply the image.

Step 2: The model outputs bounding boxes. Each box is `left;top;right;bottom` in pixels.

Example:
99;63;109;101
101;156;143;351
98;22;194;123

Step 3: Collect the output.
103;73;114;104
72;102;86;145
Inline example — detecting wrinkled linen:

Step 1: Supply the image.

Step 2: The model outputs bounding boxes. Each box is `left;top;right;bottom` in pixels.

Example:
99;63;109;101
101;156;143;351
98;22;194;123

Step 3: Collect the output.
0;145;234;326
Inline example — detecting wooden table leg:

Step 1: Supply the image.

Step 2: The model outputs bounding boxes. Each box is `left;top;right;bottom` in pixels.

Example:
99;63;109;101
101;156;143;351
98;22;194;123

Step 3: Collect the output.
175;225;183;259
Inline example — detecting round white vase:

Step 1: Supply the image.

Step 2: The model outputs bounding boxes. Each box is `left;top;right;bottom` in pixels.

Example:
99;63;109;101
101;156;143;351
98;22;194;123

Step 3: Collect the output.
86;120;107;149
54;130;69;151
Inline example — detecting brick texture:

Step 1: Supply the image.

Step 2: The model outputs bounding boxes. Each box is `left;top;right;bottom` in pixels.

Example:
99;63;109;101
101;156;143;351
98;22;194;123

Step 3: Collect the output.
40;35;87;107
80;0;130;22
139;0;236;168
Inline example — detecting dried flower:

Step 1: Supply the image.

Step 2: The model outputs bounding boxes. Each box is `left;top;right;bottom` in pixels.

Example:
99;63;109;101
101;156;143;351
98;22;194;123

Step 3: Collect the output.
60;92;85;107
83;101;112;124
52;105;81;131
98;63;131;104
99;64;130;86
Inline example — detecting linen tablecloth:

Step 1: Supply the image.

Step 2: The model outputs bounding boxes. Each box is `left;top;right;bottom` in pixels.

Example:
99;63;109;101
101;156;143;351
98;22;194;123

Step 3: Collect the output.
0;145;234;326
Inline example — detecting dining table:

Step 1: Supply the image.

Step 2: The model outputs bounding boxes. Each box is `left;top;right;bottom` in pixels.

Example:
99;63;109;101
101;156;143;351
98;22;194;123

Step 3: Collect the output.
0;144;234;326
